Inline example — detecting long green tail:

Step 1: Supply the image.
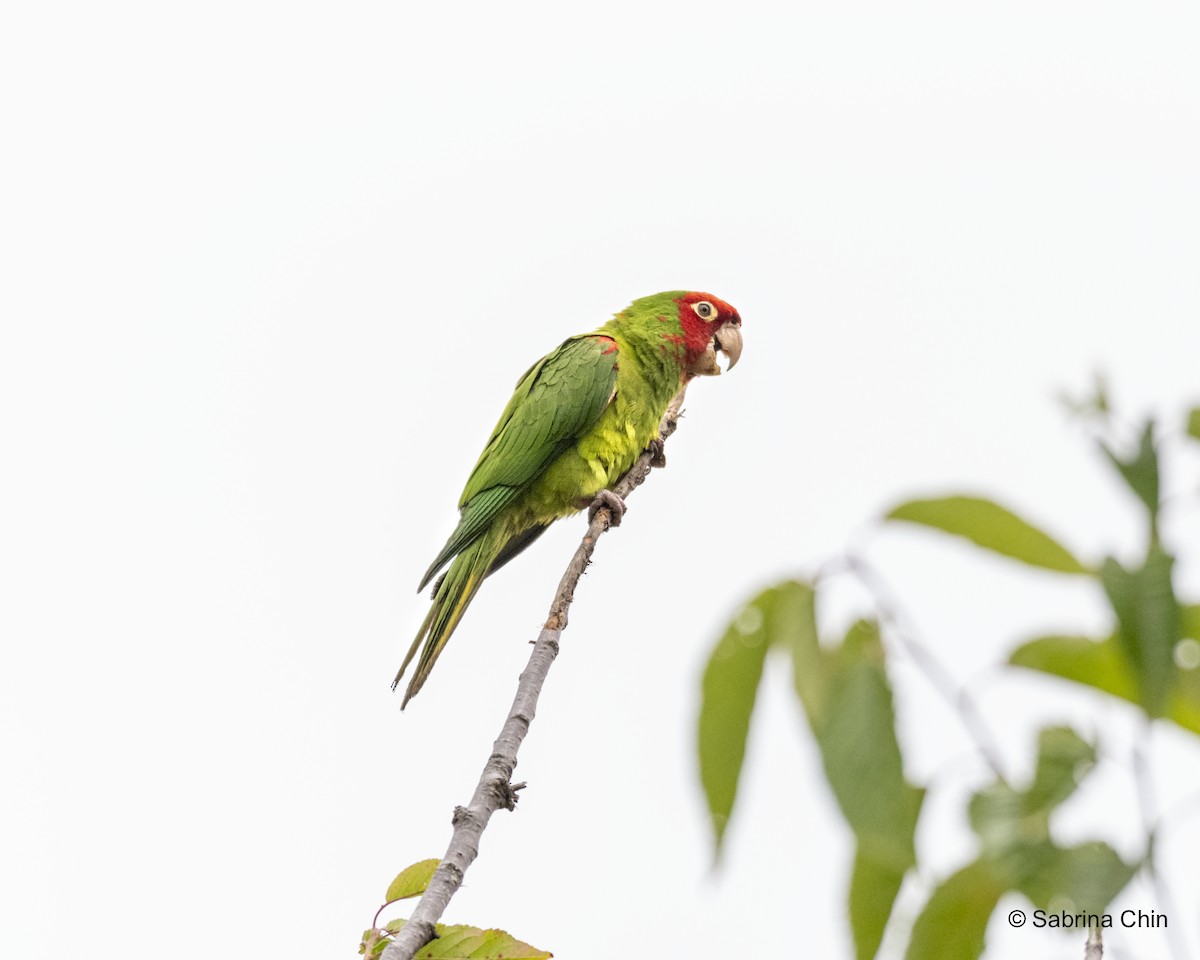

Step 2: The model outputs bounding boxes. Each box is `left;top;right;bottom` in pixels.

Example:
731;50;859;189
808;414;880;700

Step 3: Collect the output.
393;533;498;708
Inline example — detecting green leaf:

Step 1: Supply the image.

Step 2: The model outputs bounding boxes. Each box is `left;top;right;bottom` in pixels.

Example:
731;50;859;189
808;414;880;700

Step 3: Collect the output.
818;623;922;866
959;729;1137;925
698;587;776;852
1009;634;1138;700
1101;420;1160;518
773;580;831;725
1009;633;1200;736
1024;727;1095;813
968;727;1093;882
1102;548;1180;716
385;859;440;902
1016;841;1137;915
1187;407;1200;442
817;621;923;960
360;928;386;958
1058;373;1110;419
415;924;552;959
704;588;923;955
1184;603;1200;641
850;846;908;960
700;580;831;852
885;496;1087;574
904;859;1005;960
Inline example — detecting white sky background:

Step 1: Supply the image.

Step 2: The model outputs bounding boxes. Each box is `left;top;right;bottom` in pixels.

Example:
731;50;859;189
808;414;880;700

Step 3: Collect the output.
3;2;1199;958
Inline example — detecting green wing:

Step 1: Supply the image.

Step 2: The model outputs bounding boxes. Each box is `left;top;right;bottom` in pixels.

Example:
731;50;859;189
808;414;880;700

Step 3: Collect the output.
418;334;619;590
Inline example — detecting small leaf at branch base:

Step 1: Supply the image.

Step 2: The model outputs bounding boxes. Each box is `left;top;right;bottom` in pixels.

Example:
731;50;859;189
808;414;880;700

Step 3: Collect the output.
698;586;777;852
361;928;388;958
414;924;552;959
885;496;1087;574
1101;549;1180;717
904;860;1005;960
385;859;441;902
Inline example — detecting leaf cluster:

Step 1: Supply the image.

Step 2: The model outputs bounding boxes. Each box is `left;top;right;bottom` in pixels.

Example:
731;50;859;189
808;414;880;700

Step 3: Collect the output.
361;859;552;960
699;399;1200;959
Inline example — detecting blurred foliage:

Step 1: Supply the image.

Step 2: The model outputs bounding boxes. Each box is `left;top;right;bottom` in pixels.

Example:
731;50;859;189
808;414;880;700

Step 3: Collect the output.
699;586;921;960
1009;630;1200;735
1101;421;1161;526
361;859;552;959
886;495;1088;574
698;392;1199;959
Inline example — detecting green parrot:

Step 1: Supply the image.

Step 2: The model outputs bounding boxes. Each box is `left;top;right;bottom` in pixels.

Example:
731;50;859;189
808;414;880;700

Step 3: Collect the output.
394;290;743;706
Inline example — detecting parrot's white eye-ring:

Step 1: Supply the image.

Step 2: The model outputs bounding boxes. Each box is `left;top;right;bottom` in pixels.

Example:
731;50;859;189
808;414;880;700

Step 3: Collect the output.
693;301;716;320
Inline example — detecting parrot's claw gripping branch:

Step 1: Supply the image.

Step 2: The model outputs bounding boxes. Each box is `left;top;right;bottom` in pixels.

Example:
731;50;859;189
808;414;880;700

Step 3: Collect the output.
382;388;689;960
647;438;667;468
587;489;627;527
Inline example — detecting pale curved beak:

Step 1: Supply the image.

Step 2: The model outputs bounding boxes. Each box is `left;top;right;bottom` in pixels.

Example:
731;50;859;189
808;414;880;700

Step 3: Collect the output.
714;321;743;372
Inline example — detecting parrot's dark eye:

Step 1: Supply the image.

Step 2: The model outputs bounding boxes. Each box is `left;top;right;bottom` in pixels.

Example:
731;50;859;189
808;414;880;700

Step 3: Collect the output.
693;301;715;320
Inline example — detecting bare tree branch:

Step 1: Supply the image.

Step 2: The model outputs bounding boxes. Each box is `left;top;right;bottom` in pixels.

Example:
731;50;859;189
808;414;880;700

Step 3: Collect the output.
1085;925;1104;960
382;387;689;960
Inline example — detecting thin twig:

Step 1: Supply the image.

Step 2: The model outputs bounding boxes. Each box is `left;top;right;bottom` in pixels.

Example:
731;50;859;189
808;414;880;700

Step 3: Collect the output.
843;552;1007;779
1155;785;1200;836
1085;925;1104;960
1132;723;1191;960
382;387;689;960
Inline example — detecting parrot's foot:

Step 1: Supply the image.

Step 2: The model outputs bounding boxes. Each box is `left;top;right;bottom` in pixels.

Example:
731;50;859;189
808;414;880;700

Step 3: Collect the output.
647;438;666;468
588;489;626;527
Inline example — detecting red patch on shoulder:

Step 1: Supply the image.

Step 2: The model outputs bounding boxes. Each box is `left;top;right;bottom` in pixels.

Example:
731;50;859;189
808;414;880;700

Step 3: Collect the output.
591;335;619;355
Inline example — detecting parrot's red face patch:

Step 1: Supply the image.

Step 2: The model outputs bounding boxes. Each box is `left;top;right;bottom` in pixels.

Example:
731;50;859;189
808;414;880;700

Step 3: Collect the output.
673;292;743;376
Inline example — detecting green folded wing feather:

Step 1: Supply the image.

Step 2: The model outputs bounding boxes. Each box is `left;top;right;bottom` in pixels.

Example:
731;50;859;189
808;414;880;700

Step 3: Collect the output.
418;335;619;590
